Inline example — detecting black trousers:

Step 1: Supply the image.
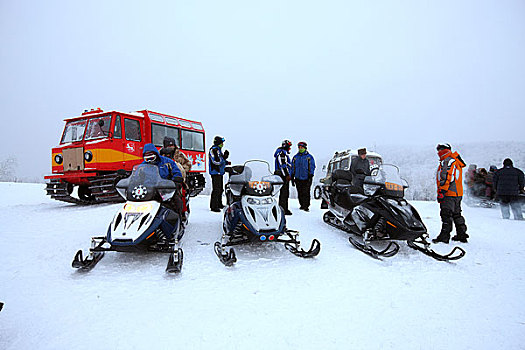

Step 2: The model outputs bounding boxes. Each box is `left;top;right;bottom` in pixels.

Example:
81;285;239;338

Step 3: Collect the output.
439;196;467;238
210;174;224;210
295;179;312;210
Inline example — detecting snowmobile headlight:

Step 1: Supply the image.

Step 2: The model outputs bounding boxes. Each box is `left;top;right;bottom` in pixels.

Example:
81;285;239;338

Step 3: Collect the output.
136;203;153;213
247;197;260;205
124;203;136;212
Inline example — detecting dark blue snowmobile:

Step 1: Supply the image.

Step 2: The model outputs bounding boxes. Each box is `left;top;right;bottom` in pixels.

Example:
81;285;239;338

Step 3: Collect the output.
214;160;321;266
72;163;186;273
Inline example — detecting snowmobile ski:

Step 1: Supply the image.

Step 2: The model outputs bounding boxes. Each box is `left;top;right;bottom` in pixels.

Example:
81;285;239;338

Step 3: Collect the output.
279;230;321;258
214;241;237;267
348;236;400;259
72;249;105;270
407;238;466;262
166;249;183;273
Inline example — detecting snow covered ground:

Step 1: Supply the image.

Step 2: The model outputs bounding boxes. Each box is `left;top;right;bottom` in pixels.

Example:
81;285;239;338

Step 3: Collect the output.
0;182;524;350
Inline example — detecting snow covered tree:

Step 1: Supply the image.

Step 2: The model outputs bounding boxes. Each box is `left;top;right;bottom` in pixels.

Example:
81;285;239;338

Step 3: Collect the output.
0;156;18;182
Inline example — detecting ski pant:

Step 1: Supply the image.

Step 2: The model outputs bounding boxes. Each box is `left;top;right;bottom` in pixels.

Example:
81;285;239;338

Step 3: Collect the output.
498;195;523;220
210;174;224;210
275;173;290;212
295;178;312;210
439;196;467;238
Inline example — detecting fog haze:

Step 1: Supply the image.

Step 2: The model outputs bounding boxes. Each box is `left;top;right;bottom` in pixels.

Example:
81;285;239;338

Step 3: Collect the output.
1;0;524;180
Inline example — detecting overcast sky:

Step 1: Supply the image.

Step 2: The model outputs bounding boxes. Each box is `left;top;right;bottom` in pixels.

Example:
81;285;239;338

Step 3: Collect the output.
1;0;524;180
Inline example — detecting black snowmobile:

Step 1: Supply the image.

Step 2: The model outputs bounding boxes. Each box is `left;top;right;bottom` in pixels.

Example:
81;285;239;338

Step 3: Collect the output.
72;163;186;273
321;164;465;261
214;160;321;266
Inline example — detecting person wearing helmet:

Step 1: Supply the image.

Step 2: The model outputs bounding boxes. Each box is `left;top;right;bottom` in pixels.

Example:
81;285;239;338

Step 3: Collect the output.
274;139;293;215
433;143;468;244
291;141;316;212
209;136;231;212
493;158;524;220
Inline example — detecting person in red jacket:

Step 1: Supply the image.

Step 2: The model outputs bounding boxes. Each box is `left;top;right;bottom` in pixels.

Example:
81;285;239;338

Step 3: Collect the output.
432;143;469;244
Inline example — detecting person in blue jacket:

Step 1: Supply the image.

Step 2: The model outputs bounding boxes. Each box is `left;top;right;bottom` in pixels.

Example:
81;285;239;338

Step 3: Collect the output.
142;143;183;180
274;139;293;215
291;141;316;212
142;143;184;217
209;136;231;212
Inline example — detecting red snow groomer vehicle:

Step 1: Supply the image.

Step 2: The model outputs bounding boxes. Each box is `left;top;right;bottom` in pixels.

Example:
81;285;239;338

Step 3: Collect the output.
45;108;206;204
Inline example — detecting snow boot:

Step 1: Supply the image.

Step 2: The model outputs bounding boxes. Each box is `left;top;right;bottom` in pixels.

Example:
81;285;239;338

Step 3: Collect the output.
432;234;450;244
452;233;469;243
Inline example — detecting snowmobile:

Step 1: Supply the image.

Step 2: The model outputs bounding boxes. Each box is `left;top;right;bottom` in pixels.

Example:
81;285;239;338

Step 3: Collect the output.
72;163;186;273
321;164;465;261
214;160;321;266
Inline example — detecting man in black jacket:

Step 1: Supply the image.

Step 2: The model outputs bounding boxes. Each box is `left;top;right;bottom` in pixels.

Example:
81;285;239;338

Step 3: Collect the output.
493;158;524;220
350;148;371;192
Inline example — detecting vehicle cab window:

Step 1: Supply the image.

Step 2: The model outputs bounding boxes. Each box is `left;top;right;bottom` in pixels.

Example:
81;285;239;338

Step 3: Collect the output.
61;120;87;143
85;116;112;140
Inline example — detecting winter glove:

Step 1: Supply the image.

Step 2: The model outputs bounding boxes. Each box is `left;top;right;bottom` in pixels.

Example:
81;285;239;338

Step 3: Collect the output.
285;175;291;182
437;190;446;203
223;150;229;160
291;177;295;187
308;174;314;184
226;161;232;165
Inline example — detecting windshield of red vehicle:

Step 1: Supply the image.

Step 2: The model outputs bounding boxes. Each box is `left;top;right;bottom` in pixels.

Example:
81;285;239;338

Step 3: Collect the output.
61;120;87;143
85;116;112;140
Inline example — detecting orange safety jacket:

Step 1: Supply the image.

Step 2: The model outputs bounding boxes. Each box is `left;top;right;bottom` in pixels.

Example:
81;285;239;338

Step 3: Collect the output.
436;150;466;197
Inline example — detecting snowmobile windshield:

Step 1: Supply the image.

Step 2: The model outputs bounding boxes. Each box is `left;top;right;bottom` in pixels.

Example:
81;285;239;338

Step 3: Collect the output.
364;164;406;197
116;163;176;201
229;160;283;196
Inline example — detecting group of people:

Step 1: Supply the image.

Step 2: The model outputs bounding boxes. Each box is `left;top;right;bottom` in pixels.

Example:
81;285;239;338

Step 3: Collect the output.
206;137;317;213
138;136;524;246
465;164;498;200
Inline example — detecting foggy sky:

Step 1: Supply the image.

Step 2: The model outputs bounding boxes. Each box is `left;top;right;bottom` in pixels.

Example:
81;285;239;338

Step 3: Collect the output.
1;0;524;180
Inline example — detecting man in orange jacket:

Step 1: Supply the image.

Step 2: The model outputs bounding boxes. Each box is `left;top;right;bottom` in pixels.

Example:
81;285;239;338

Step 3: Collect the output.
432;143;469;243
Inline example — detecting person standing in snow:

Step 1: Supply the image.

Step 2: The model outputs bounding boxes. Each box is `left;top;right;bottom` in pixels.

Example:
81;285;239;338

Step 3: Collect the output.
493;158;524;220
350;148;371;192
208;136;231;212
432;143;469;244
274;139;293;215
291;141;315;212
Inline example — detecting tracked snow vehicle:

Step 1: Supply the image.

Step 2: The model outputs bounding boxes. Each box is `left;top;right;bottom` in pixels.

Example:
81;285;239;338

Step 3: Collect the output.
322;164;465;261
45;108;206;204
72;163;186;273
214;160;321;266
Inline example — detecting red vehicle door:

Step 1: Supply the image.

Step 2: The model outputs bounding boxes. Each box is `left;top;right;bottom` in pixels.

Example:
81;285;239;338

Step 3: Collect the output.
123;117;144;169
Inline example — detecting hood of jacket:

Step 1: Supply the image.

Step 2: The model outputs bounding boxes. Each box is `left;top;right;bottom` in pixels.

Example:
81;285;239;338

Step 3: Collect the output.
143;143;160;157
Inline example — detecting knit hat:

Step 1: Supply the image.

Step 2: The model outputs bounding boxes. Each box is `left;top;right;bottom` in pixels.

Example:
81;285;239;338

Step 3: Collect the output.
163;136;176;148
298;141;307;149
358;148;367;156
503;158;513;167
436;143;452;151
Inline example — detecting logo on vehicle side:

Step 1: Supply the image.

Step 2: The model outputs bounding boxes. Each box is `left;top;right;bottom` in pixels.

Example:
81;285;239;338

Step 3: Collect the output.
126;143;136;153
